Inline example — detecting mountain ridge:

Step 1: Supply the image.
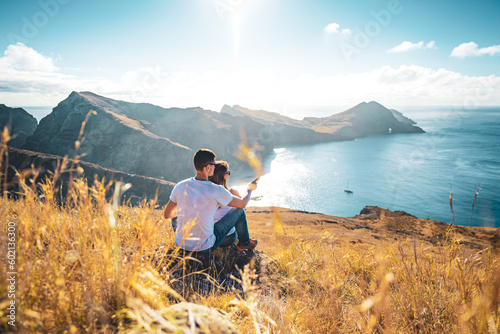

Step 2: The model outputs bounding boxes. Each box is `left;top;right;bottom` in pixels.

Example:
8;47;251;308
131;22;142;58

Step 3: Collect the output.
302;101;424;139
221;104;306;128
22;91;195;182
22;92;285;182
3;93;425;190
222;101;424;141
5;146;175;205
0;104;38;147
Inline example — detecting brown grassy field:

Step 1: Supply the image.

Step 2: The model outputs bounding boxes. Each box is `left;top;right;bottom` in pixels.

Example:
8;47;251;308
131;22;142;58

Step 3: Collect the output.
1;131;499;333
1;177;499;333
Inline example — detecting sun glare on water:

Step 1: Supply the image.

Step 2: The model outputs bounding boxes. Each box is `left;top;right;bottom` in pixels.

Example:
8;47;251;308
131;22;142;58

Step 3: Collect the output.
233;148;309;208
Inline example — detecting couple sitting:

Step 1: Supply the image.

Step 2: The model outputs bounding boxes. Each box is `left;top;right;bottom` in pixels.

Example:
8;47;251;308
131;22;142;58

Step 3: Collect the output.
163;149;258;253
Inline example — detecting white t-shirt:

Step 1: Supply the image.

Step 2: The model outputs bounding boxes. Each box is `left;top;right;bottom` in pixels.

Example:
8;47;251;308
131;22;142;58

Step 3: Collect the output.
170;177;233;251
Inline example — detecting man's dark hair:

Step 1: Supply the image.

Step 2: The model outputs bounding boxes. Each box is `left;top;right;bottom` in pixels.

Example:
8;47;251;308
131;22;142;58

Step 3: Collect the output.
193;149;216;171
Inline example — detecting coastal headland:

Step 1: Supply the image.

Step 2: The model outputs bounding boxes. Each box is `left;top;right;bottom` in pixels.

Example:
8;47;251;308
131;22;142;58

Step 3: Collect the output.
2;91;424;184
1;91;426;209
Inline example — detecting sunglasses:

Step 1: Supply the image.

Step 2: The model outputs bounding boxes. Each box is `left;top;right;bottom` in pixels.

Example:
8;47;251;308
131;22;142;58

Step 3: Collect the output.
205;162;217;166
225;171;231;175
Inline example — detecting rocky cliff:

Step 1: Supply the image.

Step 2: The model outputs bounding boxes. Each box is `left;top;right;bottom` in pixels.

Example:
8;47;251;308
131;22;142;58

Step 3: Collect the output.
19;93;425;187
389;108;417;125
302;101;425;139
223;102;424;141
0;104;38;147
22;92;274;182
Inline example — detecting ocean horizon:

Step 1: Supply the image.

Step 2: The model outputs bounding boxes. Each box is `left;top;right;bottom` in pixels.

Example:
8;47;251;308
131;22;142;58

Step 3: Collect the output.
236;106;500;228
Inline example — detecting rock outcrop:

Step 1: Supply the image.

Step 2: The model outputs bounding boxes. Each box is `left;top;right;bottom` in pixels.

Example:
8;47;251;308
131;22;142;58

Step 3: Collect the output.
303;101;425;139
389;108;418;125
22;92;273;182
162;302;238;334
22;92;195;182
0;104;38;147
222;102;424;142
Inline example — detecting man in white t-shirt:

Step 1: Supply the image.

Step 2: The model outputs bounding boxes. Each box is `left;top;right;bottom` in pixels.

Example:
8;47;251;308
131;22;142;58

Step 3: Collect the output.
163;149;258;252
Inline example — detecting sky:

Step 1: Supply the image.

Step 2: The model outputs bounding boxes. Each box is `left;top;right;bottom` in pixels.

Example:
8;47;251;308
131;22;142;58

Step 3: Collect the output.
0;0;499;117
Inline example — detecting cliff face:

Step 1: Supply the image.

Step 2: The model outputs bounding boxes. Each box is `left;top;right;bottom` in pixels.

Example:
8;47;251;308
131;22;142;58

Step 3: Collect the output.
0;104;38;147
223;102;425;142
22;92;195;182
22;92;274;182
389;109;417;125
303;101;425;139
19;93;425;187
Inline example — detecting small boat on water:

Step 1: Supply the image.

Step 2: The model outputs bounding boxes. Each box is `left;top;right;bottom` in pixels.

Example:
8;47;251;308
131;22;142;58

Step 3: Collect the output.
344;181;353;193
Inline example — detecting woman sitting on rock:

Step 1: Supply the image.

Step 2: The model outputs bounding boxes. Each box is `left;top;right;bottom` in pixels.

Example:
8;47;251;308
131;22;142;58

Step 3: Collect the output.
209;161;254;251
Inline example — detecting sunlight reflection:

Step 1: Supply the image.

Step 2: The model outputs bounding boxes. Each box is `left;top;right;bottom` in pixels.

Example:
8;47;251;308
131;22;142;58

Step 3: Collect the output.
232;148;309;208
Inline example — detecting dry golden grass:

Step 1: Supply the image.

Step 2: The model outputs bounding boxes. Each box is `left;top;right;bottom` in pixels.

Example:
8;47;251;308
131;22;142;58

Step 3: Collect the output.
1;182;498;333
0;132;499;333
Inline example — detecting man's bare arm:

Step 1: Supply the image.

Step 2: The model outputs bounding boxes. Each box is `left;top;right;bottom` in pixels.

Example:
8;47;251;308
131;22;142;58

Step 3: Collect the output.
228;178;259;209
228;190;252;209
163;200;177;219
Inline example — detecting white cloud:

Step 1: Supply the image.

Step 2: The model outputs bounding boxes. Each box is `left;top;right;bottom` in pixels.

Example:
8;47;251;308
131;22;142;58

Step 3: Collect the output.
0;43;112;105
425;41;435;49
271;65;500;109
324;23;340;34
0;43;58;72
1;44;499;110
324;23;351;36
388;41;437;53
450;42;500;58
111;65;500;110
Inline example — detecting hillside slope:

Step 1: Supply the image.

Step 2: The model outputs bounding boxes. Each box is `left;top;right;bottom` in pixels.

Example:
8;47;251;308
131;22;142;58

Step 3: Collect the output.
5;147;174;205
223;102;424;141
0;104;38;147
22;92;275;182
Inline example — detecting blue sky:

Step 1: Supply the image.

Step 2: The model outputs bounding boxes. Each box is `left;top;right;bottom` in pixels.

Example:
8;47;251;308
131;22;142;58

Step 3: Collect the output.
0;0;499;115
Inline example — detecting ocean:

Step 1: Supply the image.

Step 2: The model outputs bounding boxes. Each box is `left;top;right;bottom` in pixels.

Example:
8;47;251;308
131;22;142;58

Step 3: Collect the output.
19;106;53;122
239;107;500;228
